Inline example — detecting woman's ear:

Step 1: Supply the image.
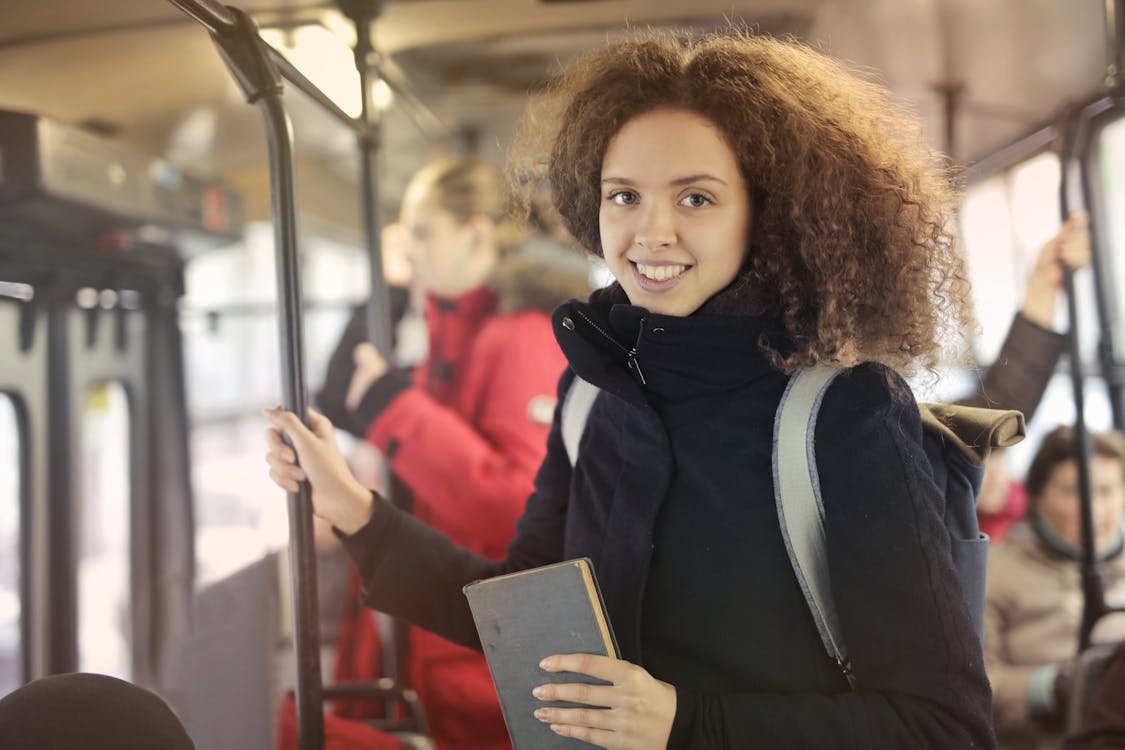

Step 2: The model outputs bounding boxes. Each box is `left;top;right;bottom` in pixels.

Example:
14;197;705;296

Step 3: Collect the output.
467;214;498;255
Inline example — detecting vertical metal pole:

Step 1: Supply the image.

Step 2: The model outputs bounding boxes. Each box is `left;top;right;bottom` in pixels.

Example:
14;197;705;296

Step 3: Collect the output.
260;93;325;750
1059;113;1108;650
188;3;326;744
339;0;393;353
1078;153;1125;431
46;284;77;674
338;0;401;693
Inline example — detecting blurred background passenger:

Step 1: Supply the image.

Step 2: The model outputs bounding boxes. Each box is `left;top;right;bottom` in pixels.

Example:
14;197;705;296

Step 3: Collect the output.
985;425;1125;749
961;212;1091;543
0;672;195;749
314;156;590;750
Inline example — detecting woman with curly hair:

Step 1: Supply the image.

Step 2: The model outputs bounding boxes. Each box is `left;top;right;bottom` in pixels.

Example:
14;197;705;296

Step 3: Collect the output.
264;30;992;749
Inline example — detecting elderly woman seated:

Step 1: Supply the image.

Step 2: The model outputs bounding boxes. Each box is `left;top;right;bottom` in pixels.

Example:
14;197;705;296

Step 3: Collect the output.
986;426;1125;750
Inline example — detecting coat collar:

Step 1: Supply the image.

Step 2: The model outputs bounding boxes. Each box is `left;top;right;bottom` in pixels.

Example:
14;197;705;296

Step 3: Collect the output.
553;282;784;406
425;284;497;324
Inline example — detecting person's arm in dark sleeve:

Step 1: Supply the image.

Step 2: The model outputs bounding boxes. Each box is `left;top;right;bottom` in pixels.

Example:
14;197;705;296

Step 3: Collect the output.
336;369;577;648
317;305;370;435
959;313;1065;420
316;288;411;437
960;211;1089;421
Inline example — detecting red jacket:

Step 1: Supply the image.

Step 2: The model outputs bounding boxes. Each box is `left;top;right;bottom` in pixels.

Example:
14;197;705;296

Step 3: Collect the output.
331;245;590;750
978;480;1029;543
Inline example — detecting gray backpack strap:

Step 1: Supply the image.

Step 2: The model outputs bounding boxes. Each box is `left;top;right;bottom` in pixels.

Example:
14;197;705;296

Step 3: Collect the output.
561;375;599;467
773;366;857;689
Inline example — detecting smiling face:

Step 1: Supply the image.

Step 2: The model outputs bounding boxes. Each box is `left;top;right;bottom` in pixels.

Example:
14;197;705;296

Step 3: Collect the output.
598;108;752;317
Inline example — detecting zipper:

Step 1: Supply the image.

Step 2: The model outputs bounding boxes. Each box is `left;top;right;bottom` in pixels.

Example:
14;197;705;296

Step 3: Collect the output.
572;308;647;386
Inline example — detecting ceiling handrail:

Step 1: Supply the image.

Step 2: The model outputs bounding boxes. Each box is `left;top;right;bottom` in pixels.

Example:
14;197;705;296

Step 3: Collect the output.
167;3;326;748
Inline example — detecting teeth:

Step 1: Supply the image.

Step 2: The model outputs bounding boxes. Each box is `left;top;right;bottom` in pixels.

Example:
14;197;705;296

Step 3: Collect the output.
636;263;687;281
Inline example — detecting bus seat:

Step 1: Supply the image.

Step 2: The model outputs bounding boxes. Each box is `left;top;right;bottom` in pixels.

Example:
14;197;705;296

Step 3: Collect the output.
169;551;288;750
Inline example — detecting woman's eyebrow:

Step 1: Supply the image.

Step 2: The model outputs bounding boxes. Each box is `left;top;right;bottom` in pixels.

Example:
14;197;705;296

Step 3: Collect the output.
601;174;728;186
669;174;727;186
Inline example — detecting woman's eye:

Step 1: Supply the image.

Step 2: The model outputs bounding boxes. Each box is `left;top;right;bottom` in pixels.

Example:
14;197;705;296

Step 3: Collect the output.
681;193;712;208
609;191;638;206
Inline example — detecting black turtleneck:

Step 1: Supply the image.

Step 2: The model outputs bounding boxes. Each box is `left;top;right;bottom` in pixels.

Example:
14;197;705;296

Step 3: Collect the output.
632;312;829;695
599;299;838;698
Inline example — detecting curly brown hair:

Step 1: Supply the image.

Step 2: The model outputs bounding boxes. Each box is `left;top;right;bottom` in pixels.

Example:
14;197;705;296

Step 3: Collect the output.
510;29;974;374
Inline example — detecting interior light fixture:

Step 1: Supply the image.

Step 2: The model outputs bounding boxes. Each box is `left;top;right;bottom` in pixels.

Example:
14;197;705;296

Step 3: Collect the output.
372;79;394;111
260;24;374;118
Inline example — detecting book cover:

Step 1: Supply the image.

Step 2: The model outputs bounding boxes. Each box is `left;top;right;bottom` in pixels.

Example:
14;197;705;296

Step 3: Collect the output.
463;558;619;749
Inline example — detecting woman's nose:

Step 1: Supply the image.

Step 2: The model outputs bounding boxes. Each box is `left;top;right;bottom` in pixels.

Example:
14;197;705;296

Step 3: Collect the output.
634;205;676;249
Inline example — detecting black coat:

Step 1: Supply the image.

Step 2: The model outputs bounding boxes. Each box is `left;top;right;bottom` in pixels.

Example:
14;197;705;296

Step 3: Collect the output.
342;288;996;749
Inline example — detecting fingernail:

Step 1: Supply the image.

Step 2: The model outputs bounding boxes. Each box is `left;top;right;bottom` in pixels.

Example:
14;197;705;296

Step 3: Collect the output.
532;686;546;698
539;657;553;670
534;708;547;720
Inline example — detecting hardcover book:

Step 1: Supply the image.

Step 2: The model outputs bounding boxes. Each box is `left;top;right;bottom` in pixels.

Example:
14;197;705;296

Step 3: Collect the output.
463;558;619;749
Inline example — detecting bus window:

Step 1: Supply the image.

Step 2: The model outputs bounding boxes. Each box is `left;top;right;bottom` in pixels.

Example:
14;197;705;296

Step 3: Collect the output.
0;394;20;694
77;382;131;679
184;225;289;586
961;174;1019;363
1008;154;1062;255
301;233;368;394
961;151;1104;363
184;224;376;586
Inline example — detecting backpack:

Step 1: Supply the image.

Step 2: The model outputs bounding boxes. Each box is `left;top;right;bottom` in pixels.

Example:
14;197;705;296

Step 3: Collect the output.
560;366;1025;689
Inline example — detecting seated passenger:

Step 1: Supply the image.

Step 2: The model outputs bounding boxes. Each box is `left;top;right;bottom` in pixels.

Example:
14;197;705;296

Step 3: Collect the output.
960;211;1091;543
0;672;194;749
986;426;1125;749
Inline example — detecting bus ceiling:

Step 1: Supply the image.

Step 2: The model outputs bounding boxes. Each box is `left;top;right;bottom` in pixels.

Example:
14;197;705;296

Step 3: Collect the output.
0;0;1116;231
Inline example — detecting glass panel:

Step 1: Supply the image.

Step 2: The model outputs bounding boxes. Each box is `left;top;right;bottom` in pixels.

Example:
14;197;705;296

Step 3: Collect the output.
960;175;1019;363
0;395;21;693
1008;154;1062;259
182;309;281;420
191;418;287;587
76;382;131;679
960;151;1107;372
1005;153;1105;364
302;235;368;304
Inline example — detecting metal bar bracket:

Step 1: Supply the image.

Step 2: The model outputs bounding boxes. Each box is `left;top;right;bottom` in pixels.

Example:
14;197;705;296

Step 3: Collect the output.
210;7;284;104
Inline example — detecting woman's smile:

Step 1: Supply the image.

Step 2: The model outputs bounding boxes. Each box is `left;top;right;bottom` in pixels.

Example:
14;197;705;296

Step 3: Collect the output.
631;260;693;289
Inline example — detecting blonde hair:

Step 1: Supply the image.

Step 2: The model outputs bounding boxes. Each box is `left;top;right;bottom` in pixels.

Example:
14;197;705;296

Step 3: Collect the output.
408;157;526;252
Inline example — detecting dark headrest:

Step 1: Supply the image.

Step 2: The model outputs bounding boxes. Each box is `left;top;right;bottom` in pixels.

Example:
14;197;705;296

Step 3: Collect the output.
0;672;195;749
